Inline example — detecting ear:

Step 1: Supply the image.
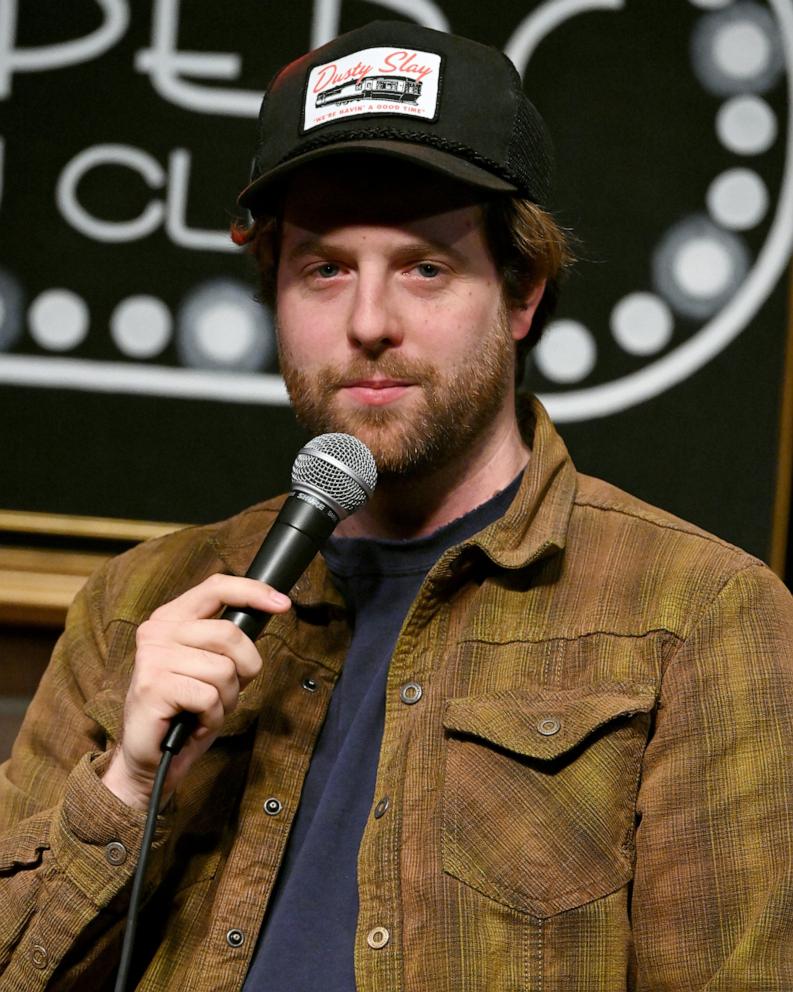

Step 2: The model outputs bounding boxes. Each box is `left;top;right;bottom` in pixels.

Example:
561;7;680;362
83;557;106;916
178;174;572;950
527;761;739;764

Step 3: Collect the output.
507;280;546;343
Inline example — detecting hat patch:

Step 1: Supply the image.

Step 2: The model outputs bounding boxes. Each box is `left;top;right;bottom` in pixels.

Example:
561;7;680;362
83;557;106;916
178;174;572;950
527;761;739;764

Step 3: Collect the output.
303;46;442;132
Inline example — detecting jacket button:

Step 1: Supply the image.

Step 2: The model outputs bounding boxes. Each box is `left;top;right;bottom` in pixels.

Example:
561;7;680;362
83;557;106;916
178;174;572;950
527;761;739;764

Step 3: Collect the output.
226;928;245;947
537;716;561;736
366;926;390;949
105;841;128;865
374;796;390;819
30;945;48;969
302;676;319;692
399;681;423;705
263;797;283;816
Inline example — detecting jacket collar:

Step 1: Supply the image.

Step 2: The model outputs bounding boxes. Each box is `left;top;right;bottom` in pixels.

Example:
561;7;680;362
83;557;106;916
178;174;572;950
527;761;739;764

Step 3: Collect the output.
466;396;576;572
210;397;576;599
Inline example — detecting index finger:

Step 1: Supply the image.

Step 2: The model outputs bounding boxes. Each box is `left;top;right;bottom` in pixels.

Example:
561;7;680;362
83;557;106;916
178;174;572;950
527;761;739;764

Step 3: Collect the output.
150;573;292;623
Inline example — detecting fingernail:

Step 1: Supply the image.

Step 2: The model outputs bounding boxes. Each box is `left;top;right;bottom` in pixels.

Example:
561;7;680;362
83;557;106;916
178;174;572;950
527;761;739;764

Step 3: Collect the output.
271;592;291;608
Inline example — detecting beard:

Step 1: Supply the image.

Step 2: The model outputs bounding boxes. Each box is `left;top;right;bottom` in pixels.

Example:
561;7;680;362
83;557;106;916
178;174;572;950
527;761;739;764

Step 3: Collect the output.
278;308;515;481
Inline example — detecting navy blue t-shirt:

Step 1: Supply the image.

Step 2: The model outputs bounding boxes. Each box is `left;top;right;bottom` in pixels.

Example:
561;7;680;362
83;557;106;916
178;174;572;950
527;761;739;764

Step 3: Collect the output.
243;474;521;991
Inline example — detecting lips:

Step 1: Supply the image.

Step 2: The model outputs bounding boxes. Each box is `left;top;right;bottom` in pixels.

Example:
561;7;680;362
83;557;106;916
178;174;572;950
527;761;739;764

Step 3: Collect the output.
340;378;416;406
343;378;412;389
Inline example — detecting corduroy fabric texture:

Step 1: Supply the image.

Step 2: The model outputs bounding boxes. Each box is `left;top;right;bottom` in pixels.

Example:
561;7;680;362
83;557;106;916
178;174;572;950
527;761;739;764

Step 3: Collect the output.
1;397;792;990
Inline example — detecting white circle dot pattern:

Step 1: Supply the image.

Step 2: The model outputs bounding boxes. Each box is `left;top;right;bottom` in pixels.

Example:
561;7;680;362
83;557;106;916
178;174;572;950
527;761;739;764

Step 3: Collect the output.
673;237;733;298
177;280;275;372
111;296;173;359
707;168;769;230
713;21;771;79
535;320;597;384
611;293;674;356
716;95;777;154
690;4;783;96
29;289;89;351
652;217;749;320
195;302;256;364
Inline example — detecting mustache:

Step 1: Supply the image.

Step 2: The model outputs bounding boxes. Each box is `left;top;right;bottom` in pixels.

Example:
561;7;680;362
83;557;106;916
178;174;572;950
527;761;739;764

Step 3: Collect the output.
320;356;439;388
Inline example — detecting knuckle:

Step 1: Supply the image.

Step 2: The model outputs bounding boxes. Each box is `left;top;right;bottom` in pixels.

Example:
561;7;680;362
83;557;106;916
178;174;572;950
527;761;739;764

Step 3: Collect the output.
133;642;159;672
245;650;263;675
135;619;154;646
205;700;225;730
197;682;221;711
136;617;171;647
216;622;252;662
129;668;159;702
230;624;256;658
214;654;238;686
218;619;243;649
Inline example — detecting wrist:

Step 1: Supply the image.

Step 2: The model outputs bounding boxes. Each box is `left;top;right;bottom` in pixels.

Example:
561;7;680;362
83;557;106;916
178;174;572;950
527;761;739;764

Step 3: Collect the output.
102;748;155;811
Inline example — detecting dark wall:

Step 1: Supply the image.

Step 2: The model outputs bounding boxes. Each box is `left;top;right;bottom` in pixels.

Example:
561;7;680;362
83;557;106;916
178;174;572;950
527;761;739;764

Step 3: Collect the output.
1;0;791;560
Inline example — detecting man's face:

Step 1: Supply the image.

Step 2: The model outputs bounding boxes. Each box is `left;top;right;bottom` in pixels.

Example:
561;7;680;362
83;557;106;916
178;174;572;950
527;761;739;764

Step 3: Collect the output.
275;160;527;480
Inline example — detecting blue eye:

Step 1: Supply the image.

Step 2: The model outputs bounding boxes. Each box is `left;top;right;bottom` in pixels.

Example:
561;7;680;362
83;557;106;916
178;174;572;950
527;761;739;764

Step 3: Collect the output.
316;263;339;278
417;263;440;277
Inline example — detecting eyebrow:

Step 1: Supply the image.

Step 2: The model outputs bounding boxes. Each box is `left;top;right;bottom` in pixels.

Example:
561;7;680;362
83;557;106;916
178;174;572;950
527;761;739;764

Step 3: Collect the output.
284;238;338;261
393;240;468;267
284;237;469;267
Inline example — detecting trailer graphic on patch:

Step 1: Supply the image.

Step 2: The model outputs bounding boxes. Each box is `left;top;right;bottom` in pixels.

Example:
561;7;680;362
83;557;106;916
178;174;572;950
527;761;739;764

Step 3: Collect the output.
315;75;423;109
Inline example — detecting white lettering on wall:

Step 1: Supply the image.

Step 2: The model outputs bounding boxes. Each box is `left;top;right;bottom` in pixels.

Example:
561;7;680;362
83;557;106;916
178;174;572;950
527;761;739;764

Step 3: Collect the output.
56;144;166;242
166;150;236;251
55;143;235;251
0;0;129;99
135;0;260;117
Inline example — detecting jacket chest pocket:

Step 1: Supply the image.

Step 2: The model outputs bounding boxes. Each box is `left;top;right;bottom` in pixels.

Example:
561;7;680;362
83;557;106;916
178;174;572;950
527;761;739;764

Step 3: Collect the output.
441;683;656;918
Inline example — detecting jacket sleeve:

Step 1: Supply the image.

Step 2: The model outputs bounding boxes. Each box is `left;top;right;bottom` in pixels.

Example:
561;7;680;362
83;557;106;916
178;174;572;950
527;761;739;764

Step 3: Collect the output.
0;566;173;990
632;563;793;989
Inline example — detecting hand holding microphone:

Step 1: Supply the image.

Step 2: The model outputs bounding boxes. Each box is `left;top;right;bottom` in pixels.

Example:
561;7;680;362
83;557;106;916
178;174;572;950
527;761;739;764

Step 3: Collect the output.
103;434;377;810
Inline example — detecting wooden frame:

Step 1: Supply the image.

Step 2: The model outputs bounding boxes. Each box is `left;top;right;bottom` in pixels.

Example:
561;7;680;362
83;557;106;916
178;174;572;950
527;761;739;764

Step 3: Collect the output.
0;511;181;626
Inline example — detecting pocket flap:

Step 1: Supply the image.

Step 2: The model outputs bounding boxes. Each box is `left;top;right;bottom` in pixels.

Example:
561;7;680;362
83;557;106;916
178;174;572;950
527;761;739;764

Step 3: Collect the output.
443;682;656;761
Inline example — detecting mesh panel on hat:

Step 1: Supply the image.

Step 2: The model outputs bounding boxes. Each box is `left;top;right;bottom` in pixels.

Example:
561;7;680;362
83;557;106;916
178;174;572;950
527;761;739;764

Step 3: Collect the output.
507;96;552;205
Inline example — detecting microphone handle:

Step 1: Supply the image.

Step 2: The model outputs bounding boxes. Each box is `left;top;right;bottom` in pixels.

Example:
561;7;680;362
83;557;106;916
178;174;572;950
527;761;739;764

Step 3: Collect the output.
161;494;339;755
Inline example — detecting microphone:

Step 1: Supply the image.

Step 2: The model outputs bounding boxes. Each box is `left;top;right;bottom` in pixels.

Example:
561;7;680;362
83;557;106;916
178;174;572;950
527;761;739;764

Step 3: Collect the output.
161;432;377;754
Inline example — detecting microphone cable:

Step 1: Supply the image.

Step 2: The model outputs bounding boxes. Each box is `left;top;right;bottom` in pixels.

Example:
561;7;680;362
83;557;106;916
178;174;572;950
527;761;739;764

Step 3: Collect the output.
111;433;376;991
113;743;176;992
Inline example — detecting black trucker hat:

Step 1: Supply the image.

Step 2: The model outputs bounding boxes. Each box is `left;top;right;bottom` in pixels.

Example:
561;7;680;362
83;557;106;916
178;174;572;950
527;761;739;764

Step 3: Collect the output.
238;20;553;214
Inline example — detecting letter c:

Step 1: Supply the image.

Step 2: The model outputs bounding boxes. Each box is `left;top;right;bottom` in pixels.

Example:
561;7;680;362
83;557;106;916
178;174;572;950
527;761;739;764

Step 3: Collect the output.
56;144;166;242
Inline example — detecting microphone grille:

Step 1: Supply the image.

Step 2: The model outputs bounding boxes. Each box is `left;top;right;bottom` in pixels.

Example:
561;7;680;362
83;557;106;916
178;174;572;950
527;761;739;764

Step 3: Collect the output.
292;433;377;516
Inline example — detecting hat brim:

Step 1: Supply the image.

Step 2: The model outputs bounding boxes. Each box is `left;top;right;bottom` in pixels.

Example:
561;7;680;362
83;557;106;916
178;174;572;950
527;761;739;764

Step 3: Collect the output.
237;139;517;214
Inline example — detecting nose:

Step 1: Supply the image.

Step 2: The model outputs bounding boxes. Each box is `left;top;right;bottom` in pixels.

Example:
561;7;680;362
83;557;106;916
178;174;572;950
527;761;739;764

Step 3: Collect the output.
347;270;404;356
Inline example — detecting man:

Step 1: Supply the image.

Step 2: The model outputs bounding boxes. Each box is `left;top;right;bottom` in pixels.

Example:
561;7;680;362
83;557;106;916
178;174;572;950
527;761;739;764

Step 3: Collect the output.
1;20;792;991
